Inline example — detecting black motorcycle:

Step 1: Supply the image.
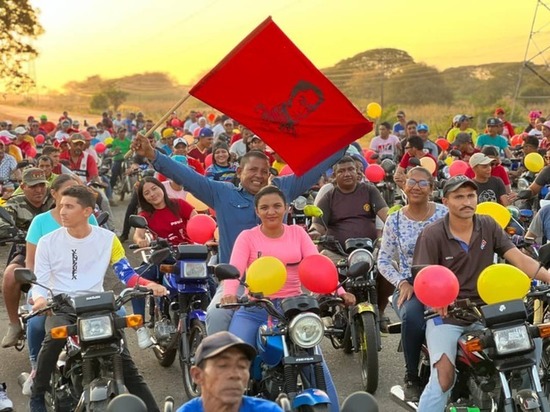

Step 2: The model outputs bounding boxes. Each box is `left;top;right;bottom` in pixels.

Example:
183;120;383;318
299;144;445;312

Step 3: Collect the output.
14;250;168;412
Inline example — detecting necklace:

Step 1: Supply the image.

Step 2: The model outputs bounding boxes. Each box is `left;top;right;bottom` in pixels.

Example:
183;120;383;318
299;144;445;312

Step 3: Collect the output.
405;202;433;222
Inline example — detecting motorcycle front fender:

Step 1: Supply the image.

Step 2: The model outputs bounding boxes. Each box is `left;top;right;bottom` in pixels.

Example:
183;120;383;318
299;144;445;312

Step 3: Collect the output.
292;388;331;409
188;310;206;324
350;302;375;318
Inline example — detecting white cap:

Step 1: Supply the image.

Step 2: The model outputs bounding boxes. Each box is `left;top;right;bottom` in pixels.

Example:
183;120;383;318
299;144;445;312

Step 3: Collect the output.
13;126;27;135
0;130;16;139
173;137;187;147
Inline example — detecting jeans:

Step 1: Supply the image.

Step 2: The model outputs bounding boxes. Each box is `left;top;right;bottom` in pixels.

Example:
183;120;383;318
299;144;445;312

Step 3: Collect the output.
392;286;426;378
33;310;159;412
27;315;46;368
121;190;139;238
228;304;340;412
110;159;123;190
131;261;164;318
205;282;243;335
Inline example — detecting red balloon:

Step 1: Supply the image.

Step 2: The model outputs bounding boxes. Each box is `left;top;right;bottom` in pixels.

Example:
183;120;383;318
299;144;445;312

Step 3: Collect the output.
207;113;216;123
436;138;450;151
35;134;45;145
26;146;37;159
205;153;213;168
364;164;385;183
298;255;338;294
449;160;469;177
279;164;293;176
510;134;523;147
95;142;106;154
170;118;181;128
413;265;459;308
362;148;374;159
187;214;217;244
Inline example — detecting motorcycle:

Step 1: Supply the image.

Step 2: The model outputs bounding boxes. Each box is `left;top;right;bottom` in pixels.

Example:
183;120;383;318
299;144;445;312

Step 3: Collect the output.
106;394;174;412
128;215;210;399
13;254;168;412
315;235;381;394
372;154;402;207
390;257;550;412
215;264;332;411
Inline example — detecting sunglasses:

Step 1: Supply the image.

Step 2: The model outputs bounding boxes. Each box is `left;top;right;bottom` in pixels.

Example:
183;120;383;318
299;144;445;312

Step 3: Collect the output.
406;178;430;188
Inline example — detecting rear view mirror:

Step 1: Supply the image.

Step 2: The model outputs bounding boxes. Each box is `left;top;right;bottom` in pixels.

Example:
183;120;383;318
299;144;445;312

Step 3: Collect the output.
214;264;240;282
149;248;171;265
96;211;109;227
129;215;148;229
539;243;550;268
14;268;36;285
347;261;371;278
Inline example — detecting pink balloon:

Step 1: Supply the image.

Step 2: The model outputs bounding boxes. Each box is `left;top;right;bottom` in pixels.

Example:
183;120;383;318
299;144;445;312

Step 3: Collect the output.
364;164;385;183
205;153;213;168
279;165;293;176
187;214;217;244
170;118;182;128
298;255;338;294
95;142;106;154
449;160;469;177
413;265;459;308
35;134;45;145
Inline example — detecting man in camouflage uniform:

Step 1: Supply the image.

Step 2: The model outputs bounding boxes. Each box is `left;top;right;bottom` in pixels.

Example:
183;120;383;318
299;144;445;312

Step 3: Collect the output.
1;168;54;347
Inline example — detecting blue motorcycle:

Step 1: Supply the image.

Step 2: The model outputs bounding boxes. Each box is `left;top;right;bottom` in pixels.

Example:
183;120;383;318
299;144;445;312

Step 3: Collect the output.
129;215;210;399
215;264;332;412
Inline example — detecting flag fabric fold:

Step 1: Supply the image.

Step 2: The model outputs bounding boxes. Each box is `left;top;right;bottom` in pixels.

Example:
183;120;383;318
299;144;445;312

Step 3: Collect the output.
189;16;373;175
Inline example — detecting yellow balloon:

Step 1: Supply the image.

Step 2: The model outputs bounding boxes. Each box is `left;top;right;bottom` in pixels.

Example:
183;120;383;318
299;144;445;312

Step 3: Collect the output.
524;152;545;173
477;264;531;304
420;156;436;174
366;102;382;119
246;256;287;296
476;202;511;229
186;193;209;212
104;137;114;146
445;156;453;166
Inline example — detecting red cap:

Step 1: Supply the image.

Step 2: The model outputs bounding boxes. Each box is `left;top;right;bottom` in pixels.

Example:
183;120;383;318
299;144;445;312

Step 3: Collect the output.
495;107;505;115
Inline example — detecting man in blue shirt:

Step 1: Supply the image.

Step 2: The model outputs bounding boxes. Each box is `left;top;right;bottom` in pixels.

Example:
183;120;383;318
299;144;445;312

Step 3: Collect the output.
475;117;512;158
177;331;282;412
131;133;344;333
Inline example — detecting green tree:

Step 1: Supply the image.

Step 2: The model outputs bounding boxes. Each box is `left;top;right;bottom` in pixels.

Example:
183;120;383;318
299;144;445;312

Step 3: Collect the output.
90;93;109;111
103;87;129;112
0;0;44;91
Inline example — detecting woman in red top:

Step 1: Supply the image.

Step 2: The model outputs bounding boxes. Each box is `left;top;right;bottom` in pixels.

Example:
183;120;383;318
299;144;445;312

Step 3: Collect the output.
133;176;197;247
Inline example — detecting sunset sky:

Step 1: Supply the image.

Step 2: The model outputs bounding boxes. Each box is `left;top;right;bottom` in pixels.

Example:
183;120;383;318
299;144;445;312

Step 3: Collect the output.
30;0;546;91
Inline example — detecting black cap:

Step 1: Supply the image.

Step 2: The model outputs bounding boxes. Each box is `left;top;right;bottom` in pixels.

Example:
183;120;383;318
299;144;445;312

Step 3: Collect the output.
486;117;502;127
443;175;478;197
195;331;256;365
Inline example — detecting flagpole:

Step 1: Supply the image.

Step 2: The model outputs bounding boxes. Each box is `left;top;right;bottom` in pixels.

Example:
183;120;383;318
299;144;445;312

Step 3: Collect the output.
143;93;192;138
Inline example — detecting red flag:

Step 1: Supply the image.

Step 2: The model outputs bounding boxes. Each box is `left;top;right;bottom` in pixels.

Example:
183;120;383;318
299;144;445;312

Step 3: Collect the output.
189;17;373;176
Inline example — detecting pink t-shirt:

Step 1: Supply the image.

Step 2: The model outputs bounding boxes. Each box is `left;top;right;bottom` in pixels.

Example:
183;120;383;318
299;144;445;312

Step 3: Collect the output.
161;180;187;201
225;225;344;298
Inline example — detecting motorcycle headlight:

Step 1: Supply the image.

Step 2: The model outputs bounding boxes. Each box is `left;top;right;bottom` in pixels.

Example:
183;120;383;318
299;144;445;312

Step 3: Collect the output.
182;261;207;279
493;325;532;355
517;178;529;191
348;249;374;271
288;313;324;348
79;315;113;342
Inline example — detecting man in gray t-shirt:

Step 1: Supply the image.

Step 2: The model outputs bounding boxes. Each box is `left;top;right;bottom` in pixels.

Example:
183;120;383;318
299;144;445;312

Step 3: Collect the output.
469;153;509;205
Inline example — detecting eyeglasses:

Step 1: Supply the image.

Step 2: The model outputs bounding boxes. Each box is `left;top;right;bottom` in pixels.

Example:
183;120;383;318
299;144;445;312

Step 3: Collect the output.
406;178;430;188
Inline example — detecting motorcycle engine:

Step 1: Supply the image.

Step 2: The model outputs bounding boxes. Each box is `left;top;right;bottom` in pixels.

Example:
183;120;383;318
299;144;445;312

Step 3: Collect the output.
467;375;495;410
154;318;177;343
261;367;285;400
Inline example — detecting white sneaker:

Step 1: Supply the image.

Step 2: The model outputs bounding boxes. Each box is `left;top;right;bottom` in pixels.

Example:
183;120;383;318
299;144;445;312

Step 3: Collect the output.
21;371;33;396
136;327;153;349
0;382;13;411
1;323;23;348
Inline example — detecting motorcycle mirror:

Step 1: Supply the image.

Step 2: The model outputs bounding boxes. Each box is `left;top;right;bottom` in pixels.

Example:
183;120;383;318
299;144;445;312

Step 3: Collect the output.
411;264;430;280
539;243;550;268
269;167;279;177
129;215;148;229
0;207;15;227
449;149;462;158
347;261;371;278
500;158;512;168
409;157;421;167
96;211;109;227
341;391;379;412
14;268;36;285
107;394;147;412
149;248;171;265
163;396;175;412
370;153;380;160
214;264;241;282
293;196;308;211
517;189;533;200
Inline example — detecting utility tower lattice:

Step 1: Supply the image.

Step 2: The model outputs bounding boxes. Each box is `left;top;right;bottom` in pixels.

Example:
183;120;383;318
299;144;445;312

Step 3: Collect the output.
513;0;550;116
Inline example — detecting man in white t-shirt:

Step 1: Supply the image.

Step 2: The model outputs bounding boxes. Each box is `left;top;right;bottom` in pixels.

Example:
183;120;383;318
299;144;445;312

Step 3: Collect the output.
29;185;166;412
370;121;401;159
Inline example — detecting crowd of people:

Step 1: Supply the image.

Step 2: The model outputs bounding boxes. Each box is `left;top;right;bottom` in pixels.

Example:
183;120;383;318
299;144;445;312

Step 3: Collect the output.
0;104;549;411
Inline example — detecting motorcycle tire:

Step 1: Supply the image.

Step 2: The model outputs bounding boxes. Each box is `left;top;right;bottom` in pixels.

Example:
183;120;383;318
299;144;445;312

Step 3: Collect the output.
182;319;206;399
356;312;379;394
153;305;180;367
